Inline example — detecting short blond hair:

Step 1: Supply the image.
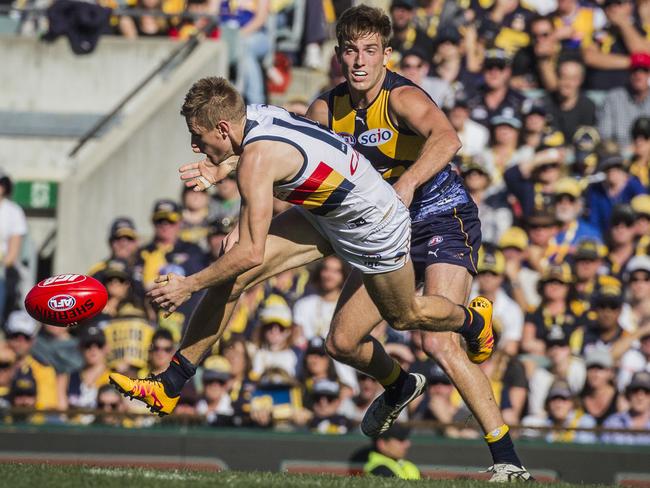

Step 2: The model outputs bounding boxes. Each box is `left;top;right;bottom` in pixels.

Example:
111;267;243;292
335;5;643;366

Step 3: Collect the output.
181;77;246;130
336;5;392;50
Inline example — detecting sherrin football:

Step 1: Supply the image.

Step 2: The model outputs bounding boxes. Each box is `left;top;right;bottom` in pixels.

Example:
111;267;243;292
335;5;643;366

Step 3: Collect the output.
24;274;108;327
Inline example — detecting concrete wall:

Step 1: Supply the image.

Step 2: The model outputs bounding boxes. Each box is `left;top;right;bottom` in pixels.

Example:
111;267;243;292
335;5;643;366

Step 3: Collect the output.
55;41;228;274
0;37;180;113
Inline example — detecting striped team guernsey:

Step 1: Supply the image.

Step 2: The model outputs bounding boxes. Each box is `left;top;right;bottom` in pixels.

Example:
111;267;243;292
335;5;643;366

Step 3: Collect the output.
241;104;411;274
321;70;470;222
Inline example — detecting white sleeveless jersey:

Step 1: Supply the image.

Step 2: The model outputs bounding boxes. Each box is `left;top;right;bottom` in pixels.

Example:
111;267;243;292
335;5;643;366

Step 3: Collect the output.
242;104;411;274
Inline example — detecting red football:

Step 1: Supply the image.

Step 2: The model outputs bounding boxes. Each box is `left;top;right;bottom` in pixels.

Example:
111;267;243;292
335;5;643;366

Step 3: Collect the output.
24;274;108;327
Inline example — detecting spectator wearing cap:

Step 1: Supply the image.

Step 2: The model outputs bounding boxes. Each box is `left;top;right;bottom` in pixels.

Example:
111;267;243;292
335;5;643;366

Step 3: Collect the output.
616;316;650;391
625;256;650;326
603;205;639;280
206;216;237;262
399;49;452;106
447;92;490;158
580;347;622;426
0;347;16;409
0;170;27;326
308;379;352;434
527;326;586;418
546;178;602;265
363;424;420;479
340;371;383;424
137;198;208;332
551;0;607;52
581;285;630;361
585;148;647;236
523;380;597;443
180;185;211;251
251;294;300;378
483;108;523;186
299;336;342;407
543;58;597;142
570;240;611;311
411;362;460;436
98;258;145;320
505;145;565;219
88;218;141;295
525;211;560;273
629;118;650;189
598;52;650;148
473;247;523;356
4;311;57;410
498;227;541;310
522;264;579;356
519;100;562;152
631;197;650;256
460;158;512;244
197;355;235;426
67;326;110;410
467;49;526;129
603;371;650;445
389;0;433;64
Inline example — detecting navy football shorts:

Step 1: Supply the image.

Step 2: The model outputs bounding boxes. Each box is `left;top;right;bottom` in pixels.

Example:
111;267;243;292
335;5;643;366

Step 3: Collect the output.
410;201;481;282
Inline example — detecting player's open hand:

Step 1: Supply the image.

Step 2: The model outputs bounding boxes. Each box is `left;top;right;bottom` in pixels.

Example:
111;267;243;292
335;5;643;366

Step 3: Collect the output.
179;156;238;192
148;273;193;318
392;179;416;208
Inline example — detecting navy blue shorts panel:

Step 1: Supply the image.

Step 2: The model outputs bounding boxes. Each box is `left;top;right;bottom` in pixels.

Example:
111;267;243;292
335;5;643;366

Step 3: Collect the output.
410;202;481;281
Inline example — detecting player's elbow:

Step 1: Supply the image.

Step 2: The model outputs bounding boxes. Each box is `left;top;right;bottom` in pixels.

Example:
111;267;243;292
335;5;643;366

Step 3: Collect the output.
244;247;265;269
445;130;462;156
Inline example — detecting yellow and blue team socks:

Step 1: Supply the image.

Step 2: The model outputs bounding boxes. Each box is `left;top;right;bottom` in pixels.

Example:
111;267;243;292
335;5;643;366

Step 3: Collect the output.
485;424;523;468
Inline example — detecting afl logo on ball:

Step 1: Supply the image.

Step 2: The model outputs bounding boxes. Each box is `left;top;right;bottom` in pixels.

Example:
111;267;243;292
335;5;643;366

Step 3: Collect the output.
48;294;77;312
358;128;394;147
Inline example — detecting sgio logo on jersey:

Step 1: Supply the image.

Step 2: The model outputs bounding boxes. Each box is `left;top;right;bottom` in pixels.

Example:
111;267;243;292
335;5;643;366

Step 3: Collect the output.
48;294;77;312
358;128;394;147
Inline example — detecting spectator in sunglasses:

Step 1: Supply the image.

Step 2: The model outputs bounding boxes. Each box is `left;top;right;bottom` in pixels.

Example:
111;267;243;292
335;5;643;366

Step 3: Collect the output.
94;384;127;427
308;379;352;434
580;347;622;426
147;328;176;376
467;49;526;129
581;285;630;362
197;355;234;426
99;258;145;320
4;311;57;411
67;326;110;411
399;48;451;107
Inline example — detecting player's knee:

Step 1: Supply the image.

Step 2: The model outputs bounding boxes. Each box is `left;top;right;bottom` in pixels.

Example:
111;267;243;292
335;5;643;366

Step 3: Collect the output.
423;333;463;366
325;332;356;361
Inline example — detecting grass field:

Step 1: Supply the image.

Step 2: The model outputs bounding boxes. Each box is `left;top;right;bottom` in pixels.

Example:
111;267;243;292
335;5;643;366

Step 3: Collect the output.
0;464;614;488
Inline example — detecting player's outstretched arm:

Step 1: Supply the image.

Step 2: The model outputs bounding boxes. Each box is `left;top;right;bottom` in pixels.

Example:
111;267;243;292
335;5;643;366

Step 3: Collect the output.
149;147;274;315
388;87;461;207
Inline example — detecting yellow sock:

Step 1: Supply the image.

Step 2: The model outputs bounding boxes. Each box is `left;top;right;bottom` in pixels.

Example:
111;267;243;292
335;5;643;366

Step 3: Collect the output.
378;359;402;387
484;424;509;443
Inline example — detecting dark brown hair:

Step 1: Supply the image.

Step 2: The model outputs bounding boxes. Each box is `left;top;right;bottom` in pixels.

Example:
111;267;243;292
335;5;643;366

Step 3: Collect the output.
180;77;246;130
336;5;392;50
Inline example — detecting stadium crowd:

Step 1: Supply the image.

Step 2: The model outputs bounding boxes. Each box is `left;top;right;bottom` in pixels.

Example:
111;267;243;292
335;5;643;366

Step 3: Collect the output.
1;0;650;446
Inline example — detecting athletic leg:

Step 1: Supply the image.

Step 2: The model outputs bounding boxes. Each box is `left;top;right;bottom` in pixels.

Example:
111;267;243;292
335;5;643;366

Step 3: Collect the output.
110;207;332;413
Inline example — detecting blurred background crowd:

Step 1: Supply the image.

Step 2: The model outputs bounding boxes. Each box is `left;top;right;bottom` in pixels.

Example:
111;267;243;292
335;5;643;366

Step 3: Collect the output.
0;0;650;446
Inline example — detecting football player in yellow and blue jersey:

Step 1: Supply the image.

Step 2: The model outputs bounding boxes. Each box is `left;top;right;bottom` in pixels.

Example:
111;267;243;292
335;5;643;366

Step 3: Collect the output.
307;5;530;481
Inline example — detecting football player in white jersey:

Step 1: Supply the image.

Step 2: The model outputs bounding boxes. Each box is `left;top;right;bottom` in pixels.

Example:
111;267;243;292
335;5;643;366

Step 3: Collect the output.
109;77;494;427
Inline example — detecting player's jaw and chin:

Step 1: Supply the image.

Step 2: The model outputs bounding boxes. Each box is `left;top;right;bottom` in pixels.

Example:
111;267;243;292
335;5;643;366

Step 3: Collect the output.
337;33;390;100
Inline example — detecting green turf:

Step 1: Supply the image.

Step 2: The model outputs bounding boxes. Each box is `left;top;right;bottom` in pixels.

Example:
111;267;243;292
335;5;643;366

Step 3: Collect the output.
0;464;616;488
